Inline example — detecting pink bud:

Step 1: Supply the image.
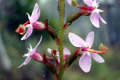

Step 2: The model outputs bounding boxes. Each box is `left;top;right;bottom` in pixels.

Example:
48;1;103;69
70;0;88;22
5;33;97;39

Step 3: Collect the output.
31;52;43;63
32;21;45;31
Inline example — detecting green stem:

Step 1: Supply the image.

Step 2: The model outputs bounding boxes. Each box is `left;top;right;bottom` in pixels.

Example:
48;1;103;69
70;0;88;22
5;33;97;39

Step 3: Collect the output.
58;0;65;80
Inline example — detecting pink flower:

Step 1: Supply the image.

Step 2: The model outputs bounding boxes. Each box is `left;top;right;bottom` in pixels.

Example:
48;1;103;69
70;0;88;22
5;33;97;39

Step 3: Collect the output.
47;47;71;62
18;36;43;68
21;3;41;40
68;31;104;73
83;0;107;28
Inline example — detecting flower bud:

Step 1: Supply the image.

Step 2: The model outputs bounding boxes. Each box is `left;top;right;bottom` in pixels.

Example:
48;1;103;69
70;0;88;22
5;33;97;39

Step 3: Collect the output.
31;52;43;63
32;21;45;31
71;0;78;7
99;43;108;51
67;10;90;25
99;43;104;51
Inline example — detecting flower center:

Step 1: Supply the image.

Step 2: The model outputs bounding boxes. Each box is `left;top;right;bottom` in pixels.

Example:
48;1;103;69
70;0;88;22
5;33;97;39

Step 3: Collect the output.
92;2;99;10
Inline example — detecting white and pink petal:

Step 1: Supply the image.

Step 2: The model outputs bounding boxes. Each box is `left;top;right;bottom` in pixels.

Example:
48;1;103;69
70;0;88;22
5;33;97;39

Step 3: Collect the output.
21;25;33;40
31;3;40;19
33;36;42;51
99;14;107;24
83;0;93;7
47;48;52;54
79;53;91;73
86;31;94;48
90;12;100;28
91;53;105;63
68;32;85;47
18;57;31;68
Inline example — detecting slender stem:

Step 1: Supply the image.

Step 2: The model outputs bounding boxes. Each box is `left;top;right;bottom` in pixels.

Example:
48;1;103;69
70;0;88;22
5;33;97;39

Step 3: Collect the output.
58;0;65;80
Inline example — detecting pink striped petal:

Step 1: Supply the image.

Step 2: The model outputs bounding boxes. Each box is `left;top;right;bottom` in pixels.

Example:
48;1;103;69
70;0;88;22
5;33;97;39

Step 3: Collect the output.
86;31;94;48
21;25;33;40
99;14;107;24
63;47;71;56
31;9;40;23
18;57;31;68
66;0;72;5
31;3;40;19
83;0;93;7
79;53;91;73
91;53;105;63
90;12;100;28
68;32;85;47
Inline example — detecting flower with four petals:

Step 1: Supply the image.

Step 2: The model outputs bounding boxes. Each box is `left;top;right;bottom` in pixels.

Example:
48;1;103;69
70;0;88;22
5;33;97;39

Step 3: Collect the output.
68;31;105;73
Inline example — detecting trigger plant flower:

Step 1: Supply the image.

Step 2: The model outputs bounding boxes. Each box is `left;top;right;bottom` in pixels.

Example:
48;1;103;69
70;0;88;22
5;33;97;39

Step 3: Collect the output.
16;3;45;40
78;0;107;28
47;47;71;62
18;36;43;68
68;31;105;73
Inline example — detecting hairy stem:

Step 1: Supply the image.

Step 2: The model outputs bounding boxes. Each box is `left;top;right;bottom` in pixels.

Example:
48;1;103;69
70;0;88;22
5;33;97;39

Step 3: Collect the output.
58;0;65;80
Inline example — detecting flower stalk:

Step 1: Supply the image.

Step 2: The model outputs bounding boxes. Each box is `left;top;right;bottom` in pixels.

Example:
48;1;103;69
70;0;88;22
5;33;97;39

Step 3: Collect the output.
58;0;65;80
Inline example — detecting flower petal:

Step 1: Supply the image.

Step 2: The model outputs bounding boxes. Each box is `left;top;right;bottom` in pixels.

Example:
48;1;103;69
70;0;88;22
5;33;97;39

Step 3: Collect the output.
93;0;97;3
86;31;94;48
63;47;71;56
66;0;72;5
91;53;105;63
79;53;91;73
18;57;31;68
47;48;52;54
99;14;107;24
26;13;32;23
90;12;100;28
32;36;42;53
57;57;60;63
83;0;93;6
68;32;85;47
31;3;40;23
31;9;40;23
21;25;33;40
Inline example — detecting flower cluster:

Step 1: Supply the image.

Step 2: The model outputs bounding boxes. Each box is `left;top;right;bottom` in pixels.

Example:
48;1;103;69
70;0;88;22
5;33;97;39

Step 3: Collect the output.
16;0;107;78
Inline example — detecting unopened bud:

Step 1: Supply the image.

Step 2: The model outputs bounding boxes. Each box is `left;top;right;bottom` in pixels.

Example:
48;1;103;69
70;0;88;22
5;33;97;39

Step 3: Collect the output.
72;0;78;6
99;43;105;51
67;11;82;24
31;52;43;63
32;21;45;31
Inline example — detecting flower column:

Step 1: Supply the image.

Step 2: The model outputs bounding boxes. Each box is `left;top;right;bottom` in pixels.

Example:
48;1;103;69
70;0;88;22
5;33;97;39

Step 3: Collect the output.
58;0;65;80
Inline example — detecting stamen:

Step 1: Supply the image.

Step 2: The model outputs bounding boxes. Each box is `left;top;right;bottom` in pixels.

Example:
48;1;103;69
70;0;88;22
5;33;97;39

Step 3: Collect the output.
86;48;106;54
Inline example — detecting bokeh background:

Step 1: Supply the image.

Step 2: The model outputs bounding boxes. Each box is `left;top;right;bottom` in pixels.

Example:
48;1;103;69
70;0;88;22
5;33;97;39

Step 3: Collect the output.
0;0;120;80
